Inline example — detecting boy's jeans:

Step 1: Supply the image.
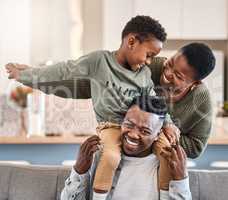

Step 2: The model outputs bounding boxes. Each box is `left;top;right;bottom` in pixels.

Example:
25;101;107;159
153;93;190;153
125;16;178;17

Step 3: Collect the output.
93;122;122;191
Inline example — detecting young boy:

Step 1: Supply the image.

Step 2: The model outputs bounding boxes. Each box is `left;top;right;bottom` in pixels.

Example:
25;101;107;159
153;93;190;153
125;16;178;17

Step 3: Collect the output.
6;15;173;199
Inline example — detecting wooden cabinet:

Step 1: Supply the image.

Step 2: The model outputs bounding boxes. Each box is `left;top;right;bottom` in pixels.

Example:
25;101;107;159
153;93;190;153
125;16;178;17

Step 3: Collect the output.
133;0;227;39
0;0;30;95
134;0;182;39
85;0;227;51
182;0;227;39
102;0;133;50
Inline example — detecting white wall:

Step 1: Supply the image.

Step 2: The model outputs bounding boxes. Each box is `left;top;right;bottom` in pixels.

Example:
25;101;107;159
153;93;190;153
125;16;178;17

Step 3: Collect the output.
0;0;30;94
0;0;83;95
82;0;103;54
30;0;83;65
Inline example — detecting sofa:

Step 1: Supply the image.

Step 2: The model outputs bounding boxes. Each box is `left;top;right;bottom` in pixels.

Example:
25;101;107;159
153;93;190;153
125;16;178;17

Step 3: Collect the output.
0;163;228;200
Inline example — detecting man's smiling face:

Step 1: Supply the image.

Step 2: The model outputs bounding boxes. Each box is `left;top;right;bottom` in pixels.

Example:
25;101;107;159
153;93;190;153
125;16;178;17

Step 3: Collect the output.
121;105;164;157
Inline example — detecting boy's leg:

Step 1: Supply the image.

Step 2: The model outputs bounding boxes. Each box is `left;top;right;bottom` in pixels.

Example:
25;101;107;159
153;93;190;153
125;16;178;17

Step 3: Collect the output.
153;132;172;190
93;122;122;193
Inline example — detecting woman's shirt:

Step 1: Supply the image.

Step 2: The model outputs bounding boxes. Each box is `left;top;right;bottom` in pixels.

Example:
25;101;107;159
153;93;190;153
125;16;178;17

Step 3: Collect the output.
149;57;213;158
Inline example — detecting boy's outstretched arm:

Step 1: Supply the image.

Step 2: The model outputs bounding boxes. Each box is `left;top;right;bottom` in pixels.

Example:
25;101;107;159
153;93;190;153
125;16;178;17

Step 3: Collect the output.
5;55;94;99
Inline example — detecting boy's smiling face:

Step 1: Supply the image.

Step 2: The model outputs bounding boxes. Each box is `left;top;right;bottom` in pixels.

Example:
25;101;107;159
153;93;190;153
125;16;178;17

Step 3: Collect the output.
124;34;163;71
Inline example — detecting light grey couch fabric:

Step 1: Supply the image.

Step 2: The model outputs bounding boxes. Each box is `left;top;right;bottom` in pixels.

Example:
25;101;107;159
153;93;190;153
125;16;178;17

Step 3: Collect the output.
0;164;228;200
189;169;228;200
0;164;70;200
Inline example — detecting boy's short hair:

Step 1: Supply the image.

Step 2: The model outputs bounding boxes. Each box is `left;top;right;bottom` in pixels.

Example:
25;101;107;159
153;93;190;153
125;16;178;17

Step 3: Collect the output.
130;95;167;118
180;43;216;80
122;15;167;42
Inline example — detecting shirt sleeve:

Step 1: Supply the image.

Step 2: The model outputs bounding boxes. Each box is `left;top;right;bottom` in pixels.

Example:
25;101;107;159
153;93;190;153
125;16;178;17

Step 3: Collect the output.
18;52;100;97
61;167;90;200
179;87;212;159
19;54;96;84
160;177;192;200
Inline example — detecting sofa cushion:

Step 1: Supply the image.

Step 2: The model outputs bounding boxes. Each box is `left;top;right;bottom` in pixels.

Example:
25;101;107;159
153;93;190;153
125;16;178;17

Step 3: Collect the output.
1;164;228;200
56;168;71;200
189;170;200;200
0;165;11;200
198;170;228;200
8;166;58;200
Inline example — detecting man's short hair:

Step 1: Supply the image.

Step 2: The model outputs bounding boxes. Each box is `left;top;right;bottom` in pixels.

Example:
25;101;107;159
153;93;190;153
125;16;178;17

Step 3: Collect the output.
121;15;167;42
180;43;216;80
130;95;167;118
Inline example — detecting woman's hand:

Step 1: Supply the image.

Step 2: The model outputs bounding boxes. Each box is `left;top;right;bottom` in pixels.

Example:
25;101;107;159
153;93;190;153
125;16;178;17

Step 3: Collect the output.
5;63;30;80
162;123;180;145
160;144;188;180
74;135;101;174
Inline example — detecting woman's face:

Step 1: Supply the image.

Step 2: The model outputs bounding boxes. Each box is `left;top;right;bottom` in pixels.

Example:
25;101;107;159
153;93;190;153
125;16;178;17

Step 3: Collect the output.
160;52;197;97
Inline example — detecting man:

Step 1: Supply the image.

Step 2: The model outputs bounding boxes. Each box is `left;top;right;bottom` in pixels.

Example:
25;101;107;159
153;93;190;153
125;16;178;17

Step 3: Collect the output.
61;95;192;200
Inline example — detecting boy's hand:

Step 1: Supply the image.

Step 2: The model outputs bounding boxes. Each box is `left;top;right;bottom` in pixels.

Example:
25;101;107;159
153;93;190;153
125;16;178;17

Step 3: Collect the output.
74;135;101;174
162;123;180;145
5;63;30;80
160;145;187;180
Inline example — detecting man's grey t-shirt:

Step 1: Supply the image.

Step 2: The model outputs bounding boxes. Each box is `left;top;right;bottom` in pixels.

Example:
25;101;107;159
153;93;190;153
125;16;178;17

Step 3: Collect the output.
19;50;155;123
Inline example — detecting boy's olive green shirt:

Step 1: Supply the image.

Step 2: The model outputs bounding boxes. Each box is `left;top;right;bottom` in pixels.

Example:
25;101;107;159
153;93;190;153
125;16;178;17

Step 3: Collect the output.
19;50;155;124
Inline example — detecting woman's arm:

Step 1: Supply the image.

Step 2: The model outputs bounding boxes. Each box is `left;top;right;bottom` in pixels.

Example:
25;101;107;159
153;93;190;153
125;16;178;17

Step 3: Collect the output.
179;89;213;158
162;85;213;159
179;110;212;159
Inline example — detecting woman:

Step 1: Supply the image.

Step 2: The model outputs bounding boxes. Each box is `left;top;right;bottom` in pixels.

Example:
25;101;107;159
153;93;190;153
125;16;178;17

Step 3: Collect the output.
151;43;215;159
